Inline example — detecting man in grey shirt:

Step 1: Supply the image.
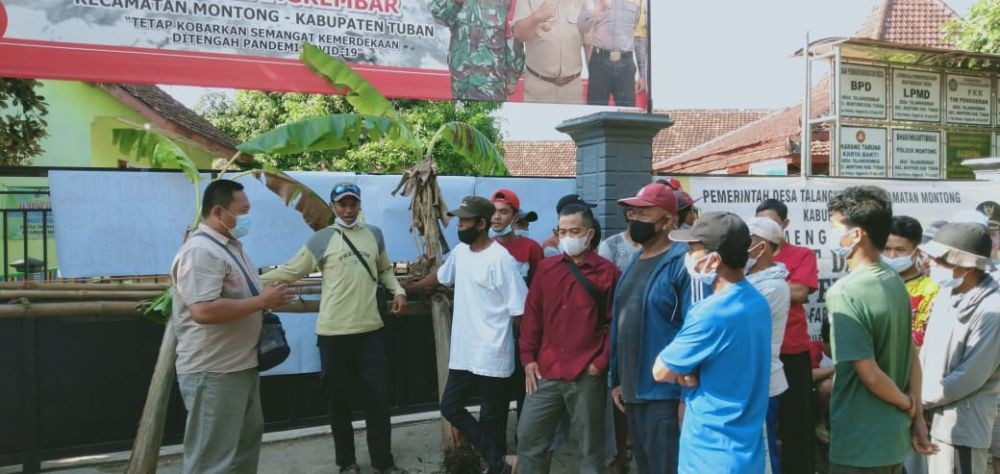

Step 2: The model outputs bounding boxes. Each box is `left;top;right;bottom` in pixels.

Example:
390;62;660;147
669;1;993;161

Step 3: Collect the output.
171;179;292;474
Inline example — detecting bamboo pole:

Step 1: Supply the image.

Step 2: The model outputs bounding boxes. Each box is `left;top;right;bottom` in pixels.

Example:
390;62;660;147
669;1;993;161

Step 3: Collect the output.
0;299;427;319
126;318;177;474
0;290;164;300
0;282;171;291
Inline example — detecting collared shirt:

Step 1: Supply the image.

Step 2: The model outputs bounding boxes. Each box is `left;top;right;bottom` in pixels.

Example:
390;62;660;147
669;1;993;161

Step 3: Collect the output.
578;0;642;51
496;235;544;284
773;242;818;354
513;0;585;77
261;223;405;336
520;252;620;381
171;224;262;375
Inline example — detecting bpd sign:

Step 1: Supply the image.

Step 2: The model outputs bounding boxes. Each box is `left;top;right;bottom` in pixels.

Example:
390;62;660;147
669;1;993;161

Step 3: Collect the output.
840;64;887;119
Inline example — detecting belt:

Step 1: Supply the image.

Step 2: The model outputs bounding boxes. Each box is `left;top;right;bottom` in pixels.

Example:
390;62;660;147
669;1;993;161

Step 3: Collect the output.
525;66;581;86
592;47;634;62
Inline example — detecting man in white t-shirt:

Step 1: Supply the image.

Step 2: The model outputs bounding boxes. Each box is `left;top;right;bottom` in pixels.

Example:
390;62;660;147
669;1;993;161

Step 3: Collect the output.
408;196;529;474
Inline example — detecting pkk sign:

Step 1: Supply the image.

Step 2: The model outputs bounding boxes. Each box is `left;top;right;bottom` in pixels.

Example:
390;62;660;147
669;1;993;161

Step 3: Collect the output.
840;64;887;119
892;70;941;123
892;130;941;179
946;74;992;126
839;127;887;177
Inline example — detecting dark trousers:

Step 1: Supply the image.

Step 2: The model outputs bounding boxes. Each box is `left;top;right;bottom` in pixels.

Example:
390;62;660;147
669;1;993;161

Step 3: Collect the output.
779;351;815;474
317;331;394;471
587;52;637;106
626;400;679;474
440;369;511;474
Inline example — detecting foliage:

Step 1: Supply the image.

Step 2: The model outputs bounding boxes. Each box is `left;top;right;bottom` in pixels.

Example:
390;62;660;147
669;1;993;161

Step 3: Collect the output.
945;0;1000;54
0;78;49;166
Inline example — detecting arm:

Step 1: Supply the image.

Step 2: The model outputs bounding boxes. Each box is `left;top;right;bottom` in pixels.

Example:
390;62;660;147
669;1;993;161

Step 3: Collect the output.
923;310;1000;408
851;359;913;411
656;315;720;382
789;250;819;304
513;0;554;42
519;272;545;366
589;266;620;374
428;0;462;27
789;284;812;304
577;0;599;33
175;247;286;325
376;249;406;297
189;297;270;325
812;366;835;382
260;246;318;284
502;255;529;318
634;3;648;82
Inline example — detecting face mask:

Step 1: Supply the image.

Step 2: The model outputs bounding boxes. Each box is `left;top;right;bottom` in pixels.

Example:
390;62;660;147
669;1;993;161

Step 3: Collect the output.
745;242;765;273
829;227;858;258
930;264;969;289
458;226;482;245
490;225;512;238
881;253;914;273
628;220;658;244
514;229;530;238
336;217;358;229
685;252;718;286
223;209;252;239
559;235;590;257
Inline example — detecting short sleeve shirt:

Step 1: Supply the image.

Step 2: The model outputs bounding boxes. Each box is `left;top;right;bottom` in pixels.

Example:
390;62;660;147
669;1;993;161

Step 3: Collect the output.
438;242;530;378
171;224;262;375
513;0;586;77
496;235;544;283
773;242;818;354
827;262;913;467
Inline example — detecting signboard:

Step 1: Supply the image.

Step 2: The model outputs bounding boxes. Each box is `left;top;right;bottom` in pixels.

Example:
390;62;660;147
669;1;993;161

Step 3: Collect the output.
839;127;887;177
892;70;941;123
839;64;887;119
892;129;941;179
0;0;651;107
946;131;991;179
946;74;992;126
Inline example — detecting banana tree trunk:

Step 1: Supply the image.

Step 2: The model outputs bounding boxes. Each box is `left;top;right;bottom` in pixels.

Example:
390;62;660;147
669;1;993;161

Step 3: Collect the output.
126;318;177;474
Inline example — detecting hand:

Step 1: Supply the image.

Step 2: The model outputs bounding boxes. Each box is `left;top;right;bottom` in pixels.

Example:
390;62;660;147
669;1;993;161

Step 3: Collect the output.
533;0;557;22
678;401;686;427
390;294;407;315
595;0;612;15
680;373;699;388
587;363;602;377
904;394;918;419
525;362;542;395
259;282;294;310
611;386;626;413
910;415;939;455
636;77;647;94
507;82;519;96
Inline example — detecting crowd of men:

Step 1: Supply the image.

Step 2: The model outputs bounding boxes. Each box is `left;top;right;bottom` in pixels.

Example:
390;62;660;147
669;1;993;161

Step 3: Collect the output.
170;178;1000;474
429;0;649;106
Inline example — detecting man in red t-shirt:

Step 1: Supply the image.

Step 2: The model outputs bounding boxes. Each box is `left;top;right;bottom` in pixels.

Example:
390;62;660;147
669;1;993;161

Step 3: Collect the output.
491;189;544;285
757;198;818;474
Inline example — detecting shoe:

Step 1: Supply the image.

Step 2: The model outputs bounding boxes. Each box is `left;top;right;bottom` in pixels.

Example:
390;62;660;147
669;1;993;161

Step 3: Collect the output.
340;465;361;474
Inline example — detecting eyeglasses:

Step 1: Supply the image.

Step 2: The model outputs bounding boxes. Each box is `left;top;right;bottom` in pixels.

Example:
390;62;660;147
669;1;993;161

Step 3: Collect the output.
554;227;591;238
334;183;361;197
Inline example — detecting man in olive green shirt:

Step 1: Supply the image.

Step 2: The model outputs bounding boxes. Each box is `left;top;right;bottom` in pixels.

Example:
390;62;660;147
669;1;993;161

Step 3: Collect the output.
262;182;407;474
824;186;937;473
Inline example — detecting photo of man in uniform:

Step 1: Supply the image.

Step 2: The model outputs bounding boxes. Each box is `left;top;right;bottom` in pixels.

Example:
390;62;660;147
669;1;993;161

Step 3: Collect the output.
512;0;587;104
579;0;647;106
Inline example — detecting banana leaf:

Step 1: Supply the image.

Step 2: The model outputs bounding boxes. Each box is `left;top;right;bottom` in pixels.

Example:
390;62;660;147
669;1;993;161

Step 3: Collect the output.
300;43;396;119
237;114;406;155
112;129;202;186
141;288;172;325
430;122;509;176
255;166;334;231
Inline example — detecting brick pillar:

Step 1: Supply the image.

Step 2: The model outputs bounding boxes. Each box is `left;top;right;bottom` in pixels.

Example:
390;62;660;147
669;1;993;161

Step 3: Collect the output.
557;112;672;236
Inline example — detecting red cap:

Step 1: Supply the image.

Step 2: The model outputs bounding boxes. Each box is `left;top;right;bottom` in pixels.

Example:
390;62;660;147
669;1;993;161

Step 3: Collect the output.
619;183;678;214
656;177;683;191
491;189;520;211
675;190;702;211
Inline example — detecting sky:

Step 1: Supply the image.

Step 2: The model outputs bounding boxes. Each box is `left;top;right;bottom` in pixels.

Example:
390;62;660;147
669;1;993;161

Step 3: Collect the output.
164;0;976;141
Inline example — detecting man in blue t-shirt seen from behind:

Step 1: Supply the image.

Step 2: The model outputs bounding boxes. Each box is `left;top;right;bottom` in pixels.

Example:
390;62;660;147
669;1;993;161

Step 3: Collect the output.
652;211;772;473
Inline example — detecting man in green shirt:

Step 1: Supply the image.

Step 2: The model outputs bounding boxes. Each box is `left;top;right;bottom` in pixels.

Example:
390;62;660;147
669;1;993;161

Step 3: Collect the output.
262;182;407;474
824;186;937;473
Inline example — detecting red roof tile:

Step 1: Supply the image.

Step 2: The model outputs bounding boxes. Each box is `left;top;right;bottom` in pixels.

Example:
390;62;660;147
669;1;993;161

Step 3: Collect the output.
503;109;771;177
857;0;959;49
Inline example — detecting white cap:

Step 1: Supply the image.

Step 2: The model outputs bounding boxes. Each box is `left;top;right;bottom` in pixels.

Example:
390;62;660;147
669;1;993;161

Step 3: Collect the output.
748;216;784;245
953;210;989;227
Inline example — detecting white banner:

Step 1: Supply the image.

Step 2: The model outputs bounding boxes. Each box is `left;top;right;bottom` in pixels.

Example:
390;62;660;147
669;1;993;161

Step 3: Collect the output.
893;70;941;123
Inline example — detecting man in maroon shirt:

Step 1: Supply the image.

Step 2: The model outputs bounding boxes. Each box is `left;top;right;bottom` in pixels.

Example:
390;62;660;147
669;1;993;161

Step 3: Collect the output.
491;189;544;284
516;204;619;473
756;198;818;474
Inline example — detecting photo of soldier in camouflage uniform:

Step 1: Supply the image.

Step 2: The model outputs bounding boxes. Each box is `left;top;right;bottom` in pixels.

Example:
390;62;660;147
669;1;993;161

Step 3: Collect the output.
430;0;525;101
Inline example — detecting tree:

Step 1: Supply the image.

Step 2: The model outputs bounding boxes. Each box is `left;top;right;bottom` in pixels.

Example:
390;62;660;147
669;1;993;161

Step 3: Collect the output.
0;78;49;167
946;0;1000;53
198;91;505;175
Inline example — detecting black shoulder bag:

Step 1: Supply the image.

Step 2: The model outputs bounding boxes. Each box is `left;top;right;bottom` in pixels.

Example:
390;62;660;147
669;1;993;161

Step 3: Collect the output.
562;260;609;326
194;233;290;372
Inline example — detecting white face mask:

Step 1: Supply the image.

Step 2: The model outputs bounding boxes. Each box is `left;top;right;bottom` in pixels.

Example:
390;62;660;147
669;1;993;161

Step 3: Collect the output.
336;217;358;229
559;235;590;257
829;227;859;258
930;263;970;289
745;242;765;273
685;252;718;286
881;252;915;273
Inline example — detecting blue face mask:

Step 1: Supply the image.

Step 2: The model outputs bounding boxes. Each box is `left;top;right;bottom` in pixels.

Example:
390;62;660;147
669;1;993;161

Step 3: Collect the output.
490;225;512;238
881;253;914;273
514;229;530;238
829;227;859;258
224;209;252;239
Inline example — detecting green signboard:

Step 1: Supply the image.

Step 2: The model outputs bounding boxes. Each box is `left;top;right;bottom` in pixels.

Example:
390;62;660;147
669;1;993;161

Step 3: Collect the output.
946;132;991;179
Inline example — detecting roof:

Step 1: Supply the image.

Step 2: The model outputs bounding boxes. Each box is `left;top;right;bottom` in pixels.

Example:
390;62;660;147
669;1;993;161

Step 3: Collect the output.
503;109;772;177
655;0;960;174
100;84;239;158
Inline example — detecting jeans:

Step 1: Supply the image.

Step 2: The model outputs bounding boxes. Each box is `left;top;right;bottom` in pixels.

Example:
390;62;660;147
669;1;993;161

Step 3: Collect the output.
626;400;680;474
440;369;512;474
779;351;815;474
317;330;394;471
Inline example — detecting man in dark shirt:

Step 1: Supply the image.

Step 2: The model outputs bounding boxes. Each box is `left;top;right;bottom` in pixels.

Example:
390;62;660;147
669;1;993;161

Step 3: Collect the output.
516;204;619;473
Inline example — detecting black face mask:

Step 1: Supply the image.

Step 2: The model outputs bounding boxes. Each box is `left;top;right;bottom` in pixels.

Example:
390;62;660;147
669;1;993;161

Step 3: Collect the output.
458;226;482;245
628;220;658;244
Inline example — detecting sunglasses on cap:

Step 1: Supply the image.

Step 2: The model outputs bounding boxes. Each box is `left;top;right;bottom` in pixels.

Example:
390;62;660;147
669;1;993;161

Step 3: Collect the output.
334;183;361;196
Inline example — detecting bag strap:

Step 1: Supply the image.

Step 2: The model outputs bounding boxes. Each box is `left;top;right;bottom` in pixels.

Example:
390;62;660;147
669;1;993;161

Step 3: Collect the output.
332;228;377;283
562;259;607;324
193;232;260;297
